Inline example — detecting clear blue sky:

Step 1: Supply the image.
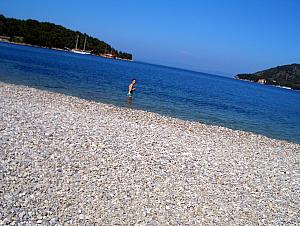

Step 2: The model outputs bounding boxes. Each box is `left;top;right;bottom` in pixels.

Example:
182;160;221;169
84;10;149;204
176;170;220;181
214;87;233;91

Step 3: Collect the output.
1;0;300;76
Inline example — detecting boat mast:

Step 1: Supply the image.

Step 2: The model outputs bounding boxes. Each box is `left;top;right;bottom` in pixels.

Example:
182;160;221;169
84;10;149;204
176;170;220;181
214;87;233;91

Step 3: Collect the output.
75;35;79;49
83;36;87;51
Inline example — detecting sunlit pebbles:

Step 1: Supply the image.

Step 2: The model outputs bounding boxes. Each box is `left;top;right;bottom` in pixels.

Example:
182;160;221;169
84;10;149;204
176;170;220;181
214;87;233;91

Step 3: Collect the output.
0;82;299;225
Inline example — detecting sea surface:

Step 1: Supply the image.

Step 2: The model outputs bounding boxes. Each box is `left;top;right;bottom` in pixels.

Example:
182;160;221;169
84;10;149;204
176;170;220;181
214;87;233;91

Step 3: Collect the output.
0;42;299;143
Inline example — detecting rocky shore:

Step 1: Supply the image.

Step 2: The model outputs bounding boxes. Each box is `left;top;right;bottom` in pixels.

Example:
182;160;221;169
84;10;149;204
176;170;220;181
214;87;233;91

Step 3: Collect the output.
0;82;299;225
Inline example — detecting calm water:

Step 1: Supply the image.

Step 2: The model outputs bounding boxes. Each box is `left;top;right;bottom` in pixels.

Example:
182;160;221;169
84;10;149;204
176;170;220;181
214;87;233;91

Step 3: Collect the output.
0;42;299;143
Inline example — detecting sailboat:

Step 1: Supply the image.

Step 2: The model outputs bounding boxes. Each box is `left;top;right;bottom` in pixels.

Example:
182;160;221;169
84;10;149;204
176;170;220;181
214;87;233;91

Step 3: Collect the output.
71;35;91;55
102;45;116;58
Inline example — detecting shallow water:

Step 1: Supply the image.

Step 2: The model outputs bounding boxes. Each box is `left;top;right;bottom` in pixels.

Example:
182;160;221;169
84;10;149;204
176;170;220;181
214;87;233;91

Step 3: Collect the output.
0;42;299;143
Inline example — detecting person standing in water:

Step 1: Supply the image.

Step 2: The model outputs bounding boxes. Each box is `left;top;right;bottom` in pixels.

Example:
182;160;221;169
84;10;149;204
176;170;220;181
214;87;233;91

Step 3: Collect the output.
127;79;136;97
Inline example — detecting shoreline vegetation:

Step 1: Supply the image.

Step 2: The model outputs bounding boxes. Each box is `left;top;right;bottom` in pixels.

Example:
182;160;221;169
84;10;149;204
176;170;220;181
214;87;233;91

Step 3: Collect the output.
235;64;300;90
1;81;299;225
0;15;133;61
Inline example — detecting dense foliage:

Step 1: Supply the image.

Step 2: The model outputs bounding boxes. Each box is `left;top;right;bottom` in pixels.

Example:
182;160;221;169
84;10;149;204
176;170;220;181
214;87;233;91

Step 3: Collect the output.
0;15;132;60
236;64;300;90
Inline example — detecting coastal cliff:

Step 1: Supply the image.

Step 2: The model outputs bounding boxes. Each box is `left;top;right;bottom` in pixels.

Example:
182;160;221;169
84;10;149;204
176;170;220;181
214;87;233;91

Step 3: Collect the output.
236;64;300;90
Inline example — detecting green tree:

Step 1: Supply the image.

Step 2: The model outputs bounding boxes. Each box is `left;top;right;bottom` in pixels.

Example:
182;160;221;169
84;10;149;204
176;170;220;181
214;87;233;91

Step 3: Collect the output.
0;14;133;60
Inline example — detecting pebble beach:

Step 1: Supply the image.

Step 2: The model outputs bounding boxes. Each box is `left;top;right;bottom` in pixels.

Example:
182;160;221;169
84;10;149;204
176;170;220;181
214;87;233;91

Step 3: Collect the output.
0;81;299;225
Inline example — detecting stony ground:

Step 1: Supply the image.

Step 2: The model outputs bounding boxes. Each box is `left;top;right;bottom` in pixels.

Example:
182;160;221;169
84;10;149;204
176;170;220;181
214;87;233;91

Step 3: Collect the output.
0;82;299;225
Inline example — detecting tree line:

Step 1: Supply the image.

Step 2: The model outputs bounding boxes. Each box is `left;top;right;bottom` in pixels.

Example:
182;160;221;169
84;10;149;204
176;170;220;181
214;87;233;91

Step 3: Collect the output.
0;15;132;60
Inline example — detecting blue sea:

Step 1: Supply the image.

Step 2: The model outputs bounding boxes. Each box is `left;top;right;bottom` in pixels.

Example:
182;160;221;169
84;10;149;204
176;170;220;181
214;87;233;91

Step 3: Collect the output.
0;42;299;143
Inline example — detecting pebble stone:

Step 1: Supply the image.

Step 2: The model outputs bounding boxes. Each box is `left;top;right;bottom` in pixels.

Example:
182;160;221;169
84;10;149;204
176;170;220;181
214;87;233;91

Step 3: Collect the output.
0;82;299;225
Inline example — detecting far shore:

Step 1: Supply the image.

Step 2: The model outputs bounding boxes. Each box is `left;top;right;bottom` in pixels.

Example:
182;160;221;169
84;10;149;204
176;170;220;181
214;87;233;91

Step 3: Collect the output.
0;40;133;61
0;81;299;225
235;76;299;91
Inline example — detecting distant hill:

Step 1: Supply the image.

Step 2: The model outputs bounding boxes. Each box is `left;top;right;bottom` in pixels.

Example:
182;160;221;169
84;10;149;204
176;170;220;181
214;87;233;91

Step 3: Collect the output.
236;64;300;90
0;15;132;60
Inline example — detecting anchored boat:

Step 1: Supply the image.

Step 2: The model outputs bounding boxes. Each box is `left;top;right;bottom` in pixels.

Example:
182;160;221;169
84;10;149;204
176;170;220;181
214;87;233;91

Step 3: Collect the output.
71;35;91;55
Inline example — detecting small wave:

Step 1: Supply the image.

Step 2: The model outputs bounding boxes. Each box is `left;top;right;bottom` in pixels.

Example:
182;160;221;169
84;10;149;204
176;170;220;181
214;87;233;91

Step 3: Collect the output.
43;85;65;89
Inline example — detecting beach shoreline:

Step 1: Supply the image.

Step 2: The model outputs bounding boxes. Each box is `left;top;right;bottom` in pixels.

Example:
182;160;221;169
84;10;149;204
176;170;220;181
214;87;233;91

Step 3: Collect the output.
0;82;299;225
